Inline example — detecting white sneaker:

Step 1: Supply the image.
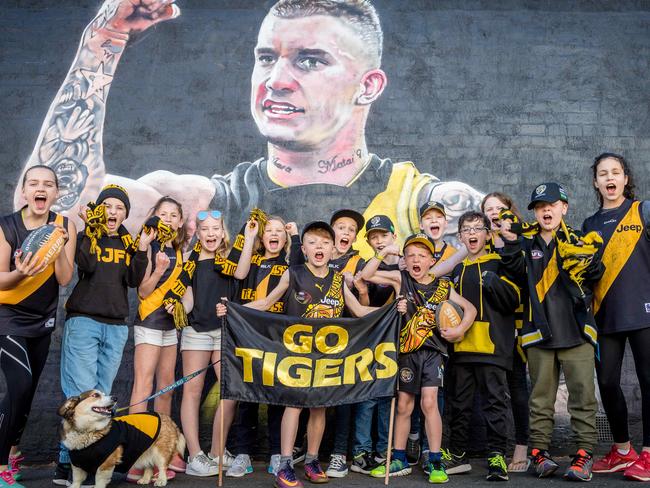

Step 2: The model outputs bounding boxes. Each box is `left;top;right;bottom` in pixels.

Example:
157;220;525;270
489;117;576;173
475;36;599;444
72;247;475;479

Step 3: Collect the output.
207;449;236;468
186;451;219;477
268;454;282;475
326;453;348;478
226;454;253;477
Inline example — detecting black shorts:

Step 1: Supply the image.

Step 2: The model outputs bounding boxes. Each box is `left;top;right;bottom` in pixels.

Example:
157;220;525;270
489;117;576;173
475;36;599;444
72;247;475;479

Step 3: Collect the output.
398;348;444;394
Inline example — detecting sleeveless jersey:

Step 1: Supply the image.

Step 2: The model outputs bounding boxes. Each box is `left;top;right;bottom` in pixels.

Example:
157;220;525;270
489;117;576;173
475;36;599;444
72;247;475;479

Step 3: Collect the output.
284;265;345;319
189;259;233;332
237;253;288;313
399;270;451;354
0;209;67;337
582;199;650;334
136;242;182;331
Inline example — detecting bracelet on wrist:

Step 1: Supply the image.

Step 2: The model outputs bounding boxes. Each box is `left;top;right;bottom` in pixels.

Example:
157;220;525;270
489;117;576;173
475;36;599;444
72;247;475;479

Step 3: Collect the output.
375;252;385;261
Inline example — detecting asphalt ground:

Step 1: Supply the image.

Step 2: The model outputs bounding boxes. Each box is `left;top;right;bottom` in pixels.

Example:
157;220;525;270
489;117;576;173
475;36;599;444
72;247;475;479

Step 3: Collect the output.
20;458;637;488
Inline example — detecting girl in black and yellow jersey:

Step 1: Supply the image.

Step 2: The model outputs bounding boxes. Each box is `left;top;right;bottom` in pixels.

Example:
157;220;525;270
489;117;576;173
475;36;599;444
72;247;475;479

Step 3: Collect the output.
583;153;650;480
129;197;186;419
170;210;235;477
226;215;297;477
481;192;530;473
0;166;76;488
218;221;378;488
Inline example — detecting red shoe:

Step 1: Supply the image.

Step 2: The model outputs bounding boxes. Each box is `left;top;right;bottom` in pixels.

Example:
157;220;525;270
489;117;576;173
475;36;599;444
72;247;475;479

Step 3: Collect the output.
593;445;638;473
624;451;650;482
126;467;176;483
169;453;186;473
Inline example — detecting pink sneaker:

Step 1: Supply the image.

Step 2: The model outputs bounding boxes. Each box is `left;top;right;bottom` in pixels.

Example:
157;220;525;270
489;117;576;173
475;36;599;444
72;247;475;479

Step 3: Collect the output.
624;451;650;482
126;467;176;483
169;453;186;473
8;454;23;482
0;469;24;487
593;444;638;473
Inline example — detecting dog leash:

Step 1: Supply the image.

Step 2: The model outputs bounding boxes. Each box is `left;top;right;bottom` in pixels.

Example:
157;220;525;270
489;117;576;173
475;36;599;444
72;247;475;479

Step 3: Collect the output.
112;359;221;414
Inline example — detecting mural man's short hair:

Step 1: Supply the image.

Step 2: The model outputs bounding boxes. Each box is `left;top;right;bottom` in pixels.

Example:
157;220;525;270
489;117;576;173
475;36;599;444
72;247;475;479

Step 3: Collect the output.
270;0;383;67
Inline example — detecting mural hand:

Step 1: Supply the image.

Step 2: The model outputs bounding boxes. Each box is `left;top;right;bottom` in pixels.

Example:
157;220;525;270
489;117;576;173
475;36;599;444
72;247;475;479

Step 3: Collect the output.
106;0;181;35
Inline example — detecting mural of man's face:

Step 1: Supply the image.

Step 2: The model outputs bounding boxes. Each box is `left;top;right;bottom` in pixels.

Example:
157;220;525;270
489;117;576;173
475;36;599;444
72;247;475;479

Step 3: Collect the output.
251;14;372;150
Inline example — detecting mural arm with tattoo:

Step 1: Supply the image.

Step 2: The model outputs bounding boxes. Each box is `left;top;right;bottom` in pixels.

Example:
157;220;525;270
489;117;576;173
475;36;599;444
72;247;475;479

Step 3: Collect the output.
15;0;215;235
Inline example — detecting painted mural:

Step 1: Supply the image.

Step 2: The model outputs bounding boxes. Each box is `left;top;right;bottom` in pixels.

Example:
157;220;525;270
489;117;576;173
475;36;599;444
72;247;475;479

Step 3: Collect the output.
13;0;482;255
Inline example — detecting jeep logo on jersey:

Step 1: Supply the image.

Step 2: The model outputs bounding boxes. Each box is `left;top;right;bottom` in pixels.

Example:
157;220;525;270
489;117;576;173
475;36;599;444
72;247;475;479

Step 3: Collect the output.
535;184;546;195
616;224;642;233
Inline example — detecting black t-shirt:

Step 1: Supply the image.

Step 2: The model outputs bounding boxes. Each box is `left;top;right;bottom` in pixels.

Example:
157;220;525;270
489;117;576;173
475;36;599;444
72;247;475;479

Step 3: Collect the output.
529;235;584;349
369;261;400;307
189;259;233;332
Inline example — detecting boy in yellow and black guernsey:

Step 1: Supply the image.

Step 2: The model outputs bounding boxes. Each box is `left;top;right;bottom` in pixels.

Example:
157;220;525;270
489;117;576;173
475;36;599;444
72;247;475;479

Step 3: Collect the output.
220;220;377;488
583;153;650;480
360;233;476;483
0;166;76;487
446;211;523;481
501;183;604;482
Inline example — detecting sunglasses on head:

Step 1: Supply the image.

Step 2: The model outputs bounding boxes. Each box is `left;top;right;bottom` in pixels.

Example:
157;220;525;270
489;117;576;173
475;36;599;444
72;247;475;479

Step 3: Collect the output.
197;210;222;221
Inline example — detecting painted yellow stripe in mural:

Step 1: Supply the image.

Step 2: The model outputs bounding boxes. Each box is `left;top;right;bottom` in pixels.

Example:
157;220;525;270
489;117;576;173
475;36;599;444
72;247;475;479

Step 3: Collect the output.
593;201;642;316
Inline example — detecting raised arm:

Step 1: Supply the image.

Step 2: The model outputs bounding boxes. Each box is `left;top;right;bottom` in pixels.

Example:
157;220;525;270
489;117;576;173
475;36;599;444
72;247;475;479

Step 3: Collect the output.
233;220;259;280
343;283;377;317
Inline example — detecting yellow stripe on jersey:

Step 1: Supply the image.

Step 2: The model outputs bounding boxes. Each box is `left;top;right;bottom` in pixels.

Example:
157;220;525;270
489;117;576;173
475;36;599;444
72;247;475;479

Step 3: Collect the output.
341;254;362;275
115;413;160;439
0;214;64;305
138;248;183;320
535;249;559;303
593;201;642;316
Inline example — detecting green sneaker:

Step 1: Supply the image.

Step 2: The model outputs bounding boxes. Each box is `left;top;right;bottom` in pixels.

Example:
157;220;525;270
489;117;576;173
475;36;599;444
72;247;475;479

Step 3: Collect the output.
487;452;509;481
428;460;449;484
370;459;412;478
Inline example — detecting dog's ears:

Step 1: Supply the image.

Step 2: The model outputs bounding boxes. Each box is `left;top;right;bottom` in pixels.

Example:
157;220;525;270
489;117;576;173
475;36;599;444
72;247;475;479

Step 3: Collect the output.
58;396;80;419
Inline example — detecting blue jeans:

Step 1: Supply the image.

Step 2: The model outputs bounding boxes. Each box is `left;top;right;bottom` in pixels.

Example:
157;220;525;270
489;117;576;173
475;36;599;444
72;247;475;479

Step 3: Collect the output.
352;397;391;455
59;316;128;463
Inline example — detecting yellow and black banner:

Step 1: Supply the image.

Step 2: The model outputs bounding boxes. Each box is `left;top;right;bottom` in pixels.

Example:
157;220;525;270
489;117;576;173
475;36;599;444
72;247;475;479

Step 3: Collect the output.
221;302;400;408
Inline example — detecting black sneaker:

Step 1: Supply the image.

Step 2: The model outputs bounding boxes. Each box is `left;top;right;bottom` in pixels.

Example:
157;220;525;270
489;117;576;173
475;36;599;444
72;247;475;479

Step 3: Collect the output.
350;451;380;474
442;449;472;474
529;449;559;478
81;474;96;487
292;441;307;465
407;436;421;464
52;463;71;486
486;452;509;481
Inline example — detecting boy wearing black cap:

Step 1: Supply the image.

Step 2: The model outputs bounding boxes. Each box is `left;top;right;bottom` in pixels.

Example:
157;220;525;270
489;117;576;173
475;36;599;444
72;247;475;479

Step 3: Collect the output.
500;183;604;482
55;184;152;481
229;220;377;488
350;215;400;474
361;234;477;483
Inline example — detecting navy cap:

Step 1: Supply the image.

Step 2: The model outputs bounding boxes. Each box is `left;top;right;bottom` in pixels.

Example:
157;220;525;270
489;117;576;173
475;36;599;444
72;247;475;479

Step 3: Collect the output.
365;214;395;235
528;182;569;210
330;209;365;234
419;200;446;218
301;221;335;241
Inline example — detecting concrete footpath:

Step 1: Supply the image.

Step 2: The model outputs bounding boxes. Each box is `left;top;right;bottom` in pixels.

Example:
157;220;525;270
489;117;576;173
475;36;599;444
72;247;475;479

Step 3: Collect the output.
20;460;632;488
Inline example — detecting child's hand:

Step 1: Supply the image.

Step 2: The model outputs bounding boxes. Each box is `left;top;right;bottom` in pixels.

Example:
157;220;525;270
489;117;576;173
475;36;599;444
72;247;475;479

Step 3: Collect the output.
396;296;408;314
77;204;89;224
285;222;299;236
216;298;228;317
164;301;175;315
499;218;517;242
14;251;46;277
244;219;259;239
353;272;368;295
154;251;170;272
398;256;407;270
440;327;465;343
381;244;401;257
343;271;355;289
138;228;157;250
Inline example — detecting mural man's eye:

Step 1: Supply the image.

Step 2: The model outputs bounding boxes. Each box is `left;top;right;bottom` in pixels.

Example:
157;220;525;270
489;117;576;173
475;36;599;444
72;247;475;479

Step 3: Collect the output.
257;54;275;65
297;57;326;71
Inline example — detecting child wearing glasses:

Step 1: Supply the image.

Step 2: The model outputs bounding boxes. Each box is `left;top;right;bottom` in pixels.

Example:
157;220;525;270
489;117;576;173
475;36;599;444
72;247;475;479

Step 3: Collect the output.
445;211;524;481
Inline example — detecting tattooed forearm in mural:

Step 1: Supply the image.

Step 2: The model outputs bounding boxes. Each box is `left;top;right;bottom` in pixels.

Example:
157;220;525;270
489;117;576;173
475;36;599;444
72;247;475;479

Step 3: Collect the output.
15;0;179;213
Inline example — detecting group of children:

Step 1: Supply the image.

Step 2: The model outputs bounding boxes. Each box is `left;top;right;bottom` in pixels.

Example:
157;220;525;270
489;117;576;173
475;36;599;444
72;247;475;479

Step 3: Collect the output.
0;152;649;488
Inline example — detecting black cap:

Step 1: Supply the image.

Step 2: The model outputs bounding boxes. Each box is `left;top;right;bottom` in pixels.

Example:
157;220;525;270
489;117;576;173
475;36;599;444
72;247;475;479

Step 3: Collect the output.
419;200;446;218
96;184;130;217
365;214;395;235
527;182;569;210
301;221;335;241
330;209;365;234
403;233;436;255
